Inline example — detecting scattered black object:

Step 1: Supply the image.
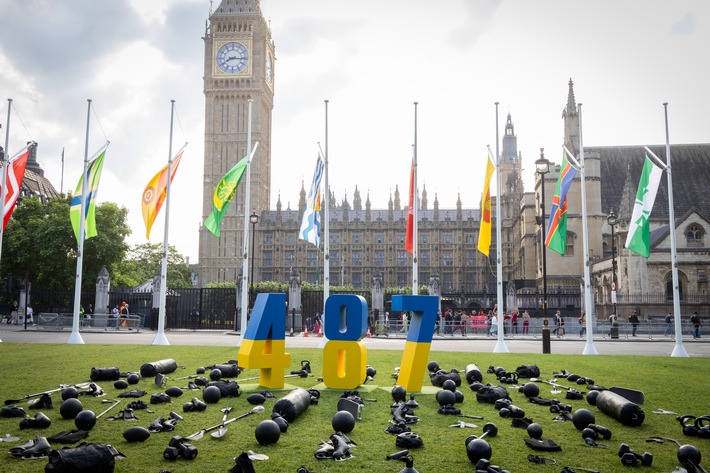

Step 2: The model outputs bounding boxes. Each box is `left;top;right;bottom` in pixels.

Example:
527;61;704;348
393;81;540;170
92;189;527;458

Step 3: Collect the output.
527;423;543;439
618;443;653;467
209;368;222;381
405;395;419;408
123;426;151;442
255;419;281;445
207;363;242;378
595;390;645;427
464;422;498;463
587;423;612;440
140;359;179;378
430;369;462;387
113;380;128;390
74;410;97;430
515;365;540;378
28;393;54;410
365;365;376;380
90;367;121;382
60;399;84;419
475;458;511;473
386;421;411;435
332;410;355;433
206;380;242;398
261;390;275;399
392;403;419;424
442;379;457;392
20;411;52;429
150;393;172;404
436;389;456;406
524;438;562;452
45;442;124;472
1;405;28;417
314;432;356;460
273;414;289;433
437;404;461;415
77;383;104;397
511;417;533;429
247;393;267;405
183;397;207;413
522;383;540;398
586;390;600;406
163;436;198;461
185;405;265;440
126;373;140;385
118;390;146;398
272;388;312;422
392;385;407;402
10;434;52;459
572;409;596;430
476;385;509;404
202;386;221;404
566;389;584;400
196;367;205;374
47;430;90;444
165;387;183;398
609;386;645;405
464;364;483;384
228;451;256;473
5;382;92;406
454;390;464;403
106;408;138;421
337;398;361;421
148;415;179;433
678;414;710;438
296;467;319;473
677;443;702;467
427;361;440;373
62;387;79;400
527;454;556;465
386;449;418;473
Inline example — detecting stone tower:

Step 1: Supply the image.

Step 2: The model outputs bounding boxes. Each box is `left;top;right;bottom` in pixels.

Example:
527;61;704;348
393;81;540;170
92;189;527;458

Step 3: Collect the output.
498;113;524;282
198;0;275;286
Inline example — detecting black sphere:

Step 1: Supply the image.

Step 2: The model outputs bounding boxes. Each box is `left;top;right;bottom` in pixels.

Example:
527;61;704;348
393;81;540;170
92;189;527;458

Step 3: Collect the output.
572;408;596;430
465;437;492;464
196;367;206;374
442;379;457;392
498;407;510;418
586;390;600;406
392;385;407;402
454;390;464;404
522;382;540;398
677;444;701;465
202;385;221;404
75;409;97;430
435;389;456;406
331;410;356;434
61;387;79;401
209;368;222;381
59;398;83;419
427;361;440;373
113;380;128;390
126;373;140;385
255;420;281;445
527;423;543;439
366;366;377;378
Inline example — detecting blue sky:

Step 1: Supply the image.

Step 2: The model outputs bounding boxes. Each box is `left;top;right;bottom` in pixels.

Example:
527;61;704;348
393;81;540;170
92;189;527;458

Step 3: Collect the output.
1;0;708;262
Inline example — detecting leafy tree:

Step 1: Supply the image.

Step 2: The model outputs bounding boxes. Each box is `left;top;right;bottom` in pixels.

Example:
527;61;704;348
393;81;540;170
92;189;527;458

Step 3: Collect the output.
1;196;130;290
112;243;193;288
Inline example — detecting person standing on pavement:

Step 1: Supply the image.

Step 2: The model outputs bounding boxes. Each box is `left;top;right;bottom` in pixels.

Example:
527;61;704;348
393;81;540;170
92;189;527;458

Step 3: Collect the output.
578;311;586;338
691;311;702;338
628;311;640;337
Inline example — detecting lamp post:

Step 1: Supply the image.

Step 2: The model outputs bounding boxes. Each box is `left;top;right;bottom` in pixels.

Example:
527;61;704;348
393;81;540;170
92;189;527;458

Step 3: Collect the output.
607;209;618;324
249;210;259;311
536;149;551;354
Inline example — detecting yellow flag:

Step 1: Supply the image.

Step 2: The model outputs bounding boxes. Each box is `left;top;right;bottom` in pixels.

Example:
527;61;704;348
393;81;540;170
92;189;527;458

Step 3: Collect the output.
477;156;495;256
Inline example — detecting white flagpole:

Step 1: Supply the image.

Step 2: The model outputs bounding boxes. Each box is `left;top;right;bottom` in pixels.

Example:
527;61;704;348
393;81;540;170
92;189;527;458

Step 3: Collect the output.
663;103;689;358
320;100;330;347
237;99;254;347
152;100;176;346
69;99;93;345
493;102;508;353
576;105;598;355
0;99;12;268
412;102;419;295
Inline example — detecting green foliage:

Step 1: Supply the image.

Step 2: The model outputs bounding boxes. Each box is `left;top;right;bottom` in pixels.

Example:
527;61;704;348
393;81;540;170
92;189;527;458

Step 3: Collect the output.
0;196;130;290
205;281;236;288
256;280;288;292
112;242;193;288
0;344;706;473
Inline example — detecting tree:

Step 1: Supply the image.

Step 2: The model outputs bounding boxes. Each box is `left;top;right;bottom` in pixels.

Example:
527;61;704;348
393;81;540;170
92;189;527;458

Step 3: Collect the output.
112;243;193;288
1;196;130;290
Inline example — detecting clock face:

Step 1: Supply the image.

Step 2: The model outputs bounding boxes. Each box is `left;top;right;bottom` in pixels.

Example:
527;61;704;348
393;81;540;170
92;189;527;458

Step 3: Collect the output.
216;42;249;74
265;51;273;83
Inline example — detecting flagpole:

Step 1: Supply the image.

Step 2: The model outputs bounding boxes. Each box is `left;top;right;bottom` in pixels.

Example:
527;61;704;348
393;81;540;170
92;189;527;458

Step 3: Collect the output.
412;102;419;296
152;100;176;346
662;103;689;358
69;99;93;345
493;102;508;353
576;105;598;355
0;99;12;267
320;99;330;348
237;98;253;347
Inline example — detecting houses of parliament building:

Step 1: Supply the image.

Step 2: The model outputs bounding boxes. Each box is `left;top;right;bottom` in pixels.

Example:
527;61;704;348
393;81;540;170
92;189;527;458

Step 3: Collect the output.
198;1;710;317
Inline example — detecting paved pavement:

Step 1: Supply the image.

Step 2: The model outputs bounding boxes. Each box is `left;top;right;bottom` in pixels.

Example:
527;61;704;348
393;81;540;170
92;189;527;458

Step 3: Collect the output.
1;323;708;357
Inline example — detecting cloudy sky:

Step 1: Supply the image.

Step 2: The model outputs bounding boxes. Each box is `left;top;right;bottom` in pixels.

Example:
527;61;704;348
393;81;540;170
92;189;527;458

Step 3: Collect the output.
1;0;708;263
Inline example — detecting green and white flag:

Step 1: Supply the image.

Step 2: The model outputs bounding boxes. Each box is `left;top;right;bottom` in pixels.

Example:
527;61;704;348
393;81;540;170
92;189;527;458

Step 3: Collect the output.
625;155;664;257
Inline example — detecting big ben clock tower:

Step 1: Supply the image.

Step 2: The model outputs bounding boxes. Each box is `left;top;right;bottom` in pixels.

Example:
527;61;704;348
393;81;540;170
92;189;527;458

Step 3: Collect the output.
199;0;274;286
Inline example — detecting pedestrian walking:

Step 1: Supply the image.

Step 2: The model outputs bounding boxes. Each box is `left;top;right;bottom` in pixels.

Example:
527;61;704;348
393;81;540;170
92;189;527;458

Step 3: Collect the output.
691;311;702;338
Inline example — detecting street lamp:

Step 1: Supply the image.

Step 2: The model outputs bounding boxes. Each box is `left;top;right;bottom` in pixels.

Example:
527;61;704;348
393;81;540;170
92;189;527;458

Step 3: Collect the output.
535;149;551;353
607;209;618;320
249;210;259;310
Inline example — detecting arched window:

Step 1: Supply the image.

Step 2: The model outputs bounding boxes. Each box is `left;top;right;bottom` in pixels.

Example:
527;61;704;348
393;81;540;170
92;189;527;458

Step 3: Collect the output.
686;224;704;247
565;232;576;256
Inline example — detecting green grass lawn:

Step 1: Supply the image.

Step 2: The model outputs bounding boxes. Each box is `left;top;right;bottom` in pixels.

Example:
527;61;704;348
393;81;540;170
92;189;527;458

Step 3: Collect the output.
0;343;708;472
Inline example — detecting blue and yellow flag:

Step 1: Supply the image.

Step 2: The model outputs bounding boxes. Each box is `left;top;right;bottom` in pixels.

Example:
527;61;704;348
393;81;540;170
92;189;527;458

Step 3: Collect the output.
299;153;325;246
70;149;107;242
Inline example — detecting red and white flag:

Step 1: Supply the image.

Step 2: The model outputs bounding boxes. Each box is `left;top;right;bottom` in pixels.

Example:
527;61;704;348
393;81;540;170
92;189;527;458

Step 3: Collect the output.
2;148;30;230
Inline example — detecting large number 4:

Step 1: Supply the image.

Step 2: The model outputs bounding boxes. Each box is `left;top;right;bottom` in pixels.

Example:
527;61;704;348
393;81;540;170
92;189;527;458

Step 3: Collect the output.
391;295;438;392
238;293;292;388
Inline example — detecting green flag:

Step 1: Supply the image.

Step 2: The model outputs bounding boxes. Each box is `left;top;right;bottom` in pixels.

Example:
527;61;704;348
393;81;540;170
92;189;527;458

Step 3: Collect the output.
204;155;248;237
625;155;664;257
70;149;107;242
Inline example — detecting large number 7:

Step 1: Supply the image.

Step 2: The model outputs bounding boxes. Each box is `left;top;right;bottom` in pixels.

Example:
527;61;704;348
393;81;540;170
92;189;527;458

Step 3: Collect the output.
391;295;438;392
